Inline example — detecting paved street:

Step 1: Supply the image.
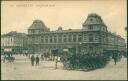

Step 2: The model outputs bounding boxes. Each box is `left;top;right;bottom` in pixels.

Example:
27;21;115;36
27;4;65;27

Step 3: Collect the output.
1;55;127;80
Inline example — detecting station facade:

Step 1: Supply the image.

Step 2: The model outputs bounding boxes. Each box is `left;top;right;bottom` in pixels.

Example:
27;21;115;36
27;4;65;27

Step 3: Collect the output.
27;13;126;55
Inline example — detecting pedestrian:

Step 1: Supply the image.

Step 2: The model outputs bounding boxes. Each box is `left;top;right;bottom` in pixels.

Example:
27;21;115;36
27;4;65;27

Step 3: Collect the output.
112;54;117;65
36;55;40;66
28;54;31;59
41;54;44;61
31;55;35;66
54;56;58;69
10;53;13;56
113;57;117;65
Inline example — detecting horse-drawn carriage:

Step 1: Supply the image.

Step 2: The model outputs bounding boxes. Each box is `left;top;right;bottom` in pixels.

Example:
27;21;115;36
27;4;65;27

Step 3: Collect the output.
51;47;123;71
2;48;15;63
3;55;15;63
60;48;111;71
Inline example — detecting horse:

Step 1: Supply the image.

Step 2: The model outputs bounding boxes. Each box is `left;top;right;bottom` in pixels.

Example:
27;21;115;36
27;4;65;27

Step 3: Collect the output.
4;56;15;63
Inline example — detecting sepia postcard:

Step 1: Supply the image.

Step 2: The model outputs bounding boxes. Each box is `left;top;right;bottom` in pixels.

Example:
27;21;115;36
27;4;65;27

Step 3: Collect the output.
1;0;127;80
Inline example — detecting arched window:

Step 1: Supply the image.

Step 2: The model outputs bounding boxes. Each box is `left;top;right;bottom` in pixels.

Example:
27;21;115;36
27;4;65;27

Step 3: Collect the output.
58;35;62;43
45;36;48;43
78;35;82;42
41;36;44;43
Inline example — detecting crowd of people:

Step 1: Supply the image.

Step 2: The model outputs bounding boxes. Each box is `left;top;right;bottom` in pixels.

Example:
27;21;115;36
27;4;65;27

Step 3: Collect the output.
1;50;125;70
1;53;60;69
29;54;60;69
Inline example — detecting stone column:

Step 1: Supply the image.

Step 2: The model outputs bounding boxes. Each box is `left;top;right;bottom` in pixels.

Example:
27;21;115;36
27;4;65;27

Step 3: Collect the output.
76;46;79;54
57;35;58;43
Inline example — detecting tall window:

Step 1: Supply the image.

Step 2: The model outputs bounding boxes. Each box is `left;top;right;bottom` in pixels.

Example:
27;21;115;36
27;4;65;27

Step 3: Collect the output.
63;35;67;42
50;36;52;43
41;36;44;43
54;36;57;43
73;35;76;42
89;34;93;42
78;35;82;42
32;37;35;43
41;39;44;43
84;33;87;40
68;35;72;42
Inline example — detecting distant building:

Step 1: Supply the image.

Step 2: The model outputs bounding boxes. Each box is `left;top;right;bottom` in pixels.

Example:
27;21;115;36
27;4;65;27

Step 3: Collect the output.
27;13;126;55
125;26;127;43
125;26;127;50
1;31;28;54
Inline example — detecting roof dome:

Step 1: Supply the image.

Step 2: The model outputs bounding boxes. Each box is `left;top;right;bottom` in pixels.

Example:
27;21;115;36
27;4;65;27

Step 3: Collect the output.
83;13;105;26
58;26;63;31
28;20;48;30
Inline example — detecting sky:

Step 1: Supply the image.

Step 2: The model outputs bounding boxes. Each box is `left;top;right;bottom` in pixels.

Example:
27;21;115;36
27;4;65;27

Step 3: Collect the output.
1;0;127;39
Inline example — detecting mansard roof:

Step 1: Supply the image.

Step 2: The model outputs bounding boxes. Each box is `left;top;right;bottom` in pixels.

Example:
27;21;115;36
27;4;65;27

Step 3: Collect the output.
28;20;48;30
83;13;105;26
62;29;82;32
1;31;26;37
53;29;82;33
108;31;124;39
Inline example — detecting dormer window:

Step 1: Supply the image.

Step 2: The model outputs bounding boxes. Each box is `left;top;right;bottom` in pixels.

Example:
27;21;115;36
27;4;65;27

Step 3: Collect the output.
34;23;37;27
90;18;93;21
31;30;35;33
88;25;93;30
58;27;62;31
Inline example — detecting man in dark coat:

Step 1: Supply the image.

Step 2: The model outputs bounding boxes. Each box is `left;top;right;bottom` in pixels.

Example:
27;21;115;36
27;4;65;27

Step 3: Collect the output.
113;56;117;65
112;53;118;65
31;55;35;66
36;55;40;66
